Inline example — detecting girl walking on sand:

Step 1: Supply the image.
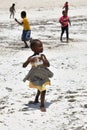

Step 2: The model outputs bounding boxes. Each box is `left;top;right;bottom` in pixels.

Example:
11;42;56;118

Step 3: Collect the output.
23;38;53;112
59;10;71;43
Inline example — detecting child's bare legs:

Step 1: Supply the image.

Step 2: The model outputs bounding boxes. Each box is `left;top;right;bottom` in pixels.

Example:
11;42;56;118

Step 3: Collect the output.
40;90;46;112
10;12;12;18
23;41;29;48
60;27;64;42
29;90;46;112
34;90;40;103
29;90;40;104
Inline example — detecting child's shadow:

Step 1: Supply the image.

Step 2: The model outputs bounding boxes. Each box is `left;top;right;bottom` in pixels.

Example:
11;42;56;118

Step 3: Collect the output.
22;101;52;111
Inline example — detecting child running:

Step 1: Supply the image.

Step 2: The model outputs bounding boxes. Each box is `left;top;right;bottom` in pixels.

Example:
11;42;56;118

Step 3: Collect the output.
23;38;53;112
15;11;31;48
59;10;71;43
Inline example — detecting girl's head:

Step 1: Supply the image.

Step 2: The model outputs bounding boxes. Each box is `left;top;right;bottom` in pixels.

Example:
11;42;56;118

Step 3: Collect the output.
66;2;68;4
62;10;67;16
21;11;26;18
30;38;43;54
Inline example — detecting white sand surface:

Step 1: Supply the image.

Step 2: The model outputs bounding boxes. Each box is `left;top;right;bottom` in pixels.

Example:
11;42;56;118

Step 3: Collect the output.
0;0;87;130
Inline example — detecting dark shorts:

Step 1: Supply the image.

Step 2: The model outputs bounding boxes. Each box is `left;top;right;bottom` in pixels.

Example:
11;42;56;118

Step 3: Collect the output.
21;30;31;41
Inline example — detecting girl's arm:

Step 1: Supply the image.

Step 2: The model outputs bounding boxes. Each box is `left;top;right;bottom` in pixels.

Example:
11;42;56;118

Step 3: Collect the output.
23;57;31;68
23;56;38;67
59;18;63;26
68;19;71;26
40;54;50;67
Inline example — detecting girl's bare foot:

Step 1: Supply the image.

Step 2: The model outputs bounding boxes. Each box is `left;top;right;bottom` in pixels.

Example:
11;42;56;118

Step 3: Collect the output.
40;107;46;112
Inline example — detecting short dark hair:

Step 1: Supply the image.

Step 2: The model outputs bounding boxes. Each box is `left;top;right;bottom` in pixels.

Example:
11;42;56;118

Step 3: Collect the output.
21;11;26;17
30;38;41;48
62;10;66;15
13;3;15;6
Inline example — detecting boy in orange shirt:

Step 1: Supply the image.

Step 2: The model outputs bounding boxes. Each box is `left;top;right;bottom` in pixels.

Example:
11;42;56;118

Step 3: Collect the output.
15;11;31;48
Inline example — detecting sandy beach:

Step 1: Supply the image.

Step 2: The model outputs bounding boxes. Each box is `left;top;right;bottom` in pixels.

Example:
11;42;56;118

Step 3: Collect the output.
0;0;87;130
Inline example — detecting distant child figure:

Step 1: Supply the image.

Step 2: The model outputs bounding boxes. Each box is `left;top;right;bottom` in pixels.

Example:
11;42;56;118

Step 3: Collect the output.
59;10;71;43
15;11;31;48
63;1;69;15
23;38;53;112
9;3;15;18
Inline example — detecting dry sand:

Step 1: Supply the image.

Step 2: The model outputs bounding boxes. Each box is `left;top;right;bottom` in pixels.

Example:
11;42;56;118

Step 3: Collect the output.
0;0;87;130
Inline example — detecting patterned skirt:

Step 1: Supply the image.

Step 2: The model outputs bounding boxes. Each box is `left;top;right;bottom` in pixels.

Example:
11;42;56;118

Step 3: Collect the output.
23;65;53;92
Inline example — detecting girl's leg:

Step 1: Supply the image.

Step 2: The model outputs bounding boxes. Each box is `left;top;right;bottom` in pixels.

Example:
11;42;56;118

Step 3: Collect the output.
60;27;64;42
66;26;69;42
29;90;40;104
34;90;40;103
40;90;46;112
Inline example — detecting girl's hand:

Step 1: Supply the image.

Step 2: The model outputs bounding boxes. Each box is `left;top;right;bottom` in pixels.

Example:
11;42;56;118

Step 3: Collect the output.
39;54;45;60
40;54;50;67
23;57;31;67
